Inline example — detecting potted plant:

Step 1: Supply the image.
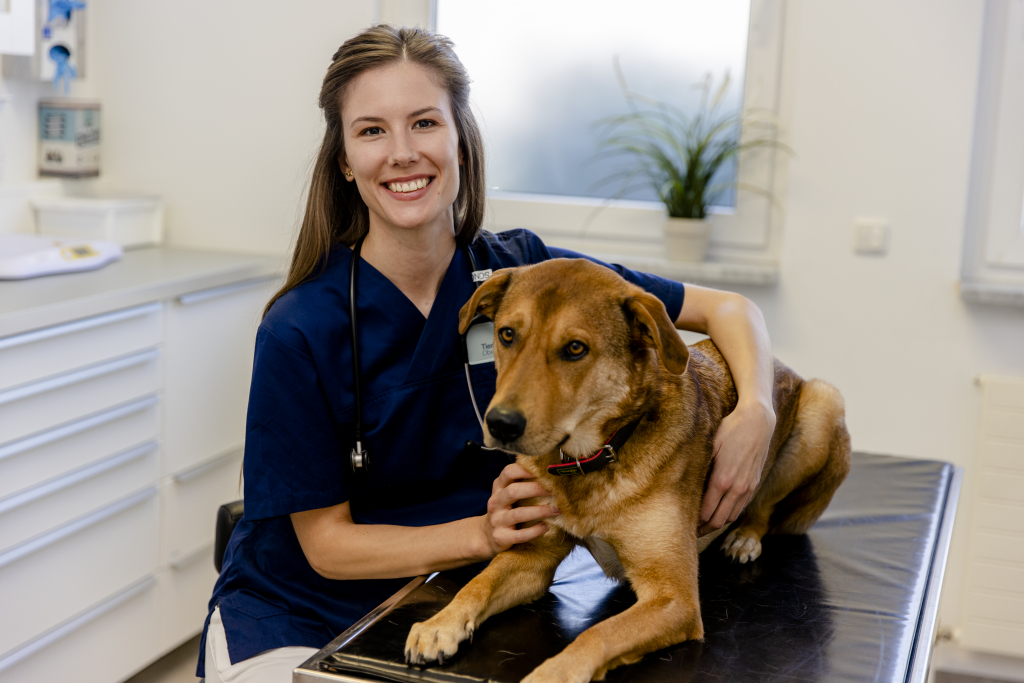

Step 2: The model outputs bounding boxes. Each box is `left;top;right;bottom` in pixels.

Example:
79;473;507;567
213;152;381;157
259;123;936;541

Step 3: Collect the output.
597;68;786;262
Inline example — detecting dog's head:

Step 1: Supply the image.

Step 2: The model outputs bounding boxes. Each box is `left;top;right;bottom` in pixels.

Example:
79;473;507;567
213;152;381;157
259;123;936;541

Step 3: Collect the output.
459;258;688;458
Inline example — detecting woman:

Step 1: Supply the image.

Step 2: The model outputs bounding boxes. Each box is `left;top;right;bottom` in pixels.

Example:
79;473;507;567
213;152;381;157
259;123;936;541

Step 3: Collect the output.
199;24;776;683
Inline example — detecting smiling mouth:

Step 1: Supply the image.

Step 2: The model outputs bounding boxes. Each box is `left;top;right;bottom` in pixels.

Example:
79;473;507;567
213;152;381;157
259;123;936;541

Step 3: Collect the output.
384;177;433;193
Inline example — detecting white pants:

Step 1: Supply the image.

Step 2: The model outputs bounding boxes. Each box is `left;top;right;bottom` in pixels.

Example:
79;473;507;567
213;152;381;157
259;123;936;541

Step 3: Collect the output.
204;607;318;683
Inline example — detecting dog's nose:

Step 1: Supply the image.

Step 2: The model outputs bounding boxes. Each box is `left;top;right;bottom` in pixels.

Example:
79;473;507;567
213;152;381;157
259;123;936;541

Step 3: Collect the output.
485;407;527;443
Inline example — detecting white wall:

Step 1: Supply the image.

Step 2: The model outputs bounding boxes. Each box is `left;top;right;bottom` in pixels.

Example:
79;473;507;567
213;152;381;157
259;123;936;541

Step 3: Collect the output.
739;0;1024;639
88;0;375;255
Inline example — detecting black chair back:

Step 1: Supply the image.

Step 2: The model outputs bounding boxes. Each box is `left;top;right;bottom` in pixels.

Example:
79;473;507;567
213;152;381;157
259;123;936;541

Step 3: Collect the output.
215;500;244;573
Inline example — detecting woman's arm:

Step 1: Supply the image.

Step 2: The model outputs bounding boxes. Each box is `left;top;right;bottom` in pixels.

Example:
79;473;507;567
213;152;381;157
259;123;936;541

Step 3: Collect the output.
291;464;559;580
674;284;777;536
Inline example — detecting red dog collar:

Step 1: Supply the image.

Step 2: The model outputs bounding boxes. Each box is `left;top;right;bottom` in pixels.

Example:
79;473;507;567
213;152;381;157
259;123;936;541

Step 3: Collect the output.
547;419;642;477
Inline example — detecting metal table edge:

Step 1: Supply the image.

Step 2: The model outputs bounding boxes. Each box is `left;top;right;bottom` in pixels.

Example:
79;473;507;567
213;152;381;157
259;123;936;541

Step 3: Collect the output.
294;575;428;683
905;465;963;683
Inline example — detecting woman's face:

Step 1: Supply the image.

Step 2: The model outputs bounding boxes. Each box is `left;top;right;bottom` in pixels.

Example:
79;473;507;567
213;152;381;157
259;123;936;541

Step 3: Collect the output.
341;61;462;238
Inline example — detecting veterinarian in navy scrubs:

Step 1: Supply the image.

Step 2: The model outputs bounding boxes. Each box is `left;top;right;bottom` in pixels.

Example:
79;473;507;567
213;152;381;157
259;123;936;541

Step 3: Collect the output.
199;25;779;683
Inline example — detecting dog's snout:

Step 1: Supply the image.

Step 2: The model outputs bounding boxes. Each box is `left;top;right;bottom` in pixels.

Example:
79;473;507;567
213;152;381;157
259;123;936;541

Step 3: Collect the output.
485;407;527;443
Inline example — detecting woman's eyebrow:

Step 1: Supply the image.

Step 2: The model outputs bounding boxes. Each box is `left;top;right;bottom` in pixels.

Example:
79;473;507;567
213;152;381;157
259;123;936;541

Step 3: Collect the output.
349;107;443;129
409;106;441;118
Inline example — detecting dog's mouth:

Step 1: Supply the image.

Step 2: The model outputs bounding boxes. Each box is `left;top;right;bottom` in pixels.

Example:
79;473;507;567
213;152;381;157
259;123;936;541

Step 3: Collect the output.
483;430;570;459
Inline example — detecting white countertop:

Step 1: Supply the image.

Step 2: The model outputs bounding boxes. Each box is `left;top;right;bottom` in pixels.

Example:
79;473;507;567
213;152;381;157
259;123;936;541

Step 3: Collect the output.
0;247;285;338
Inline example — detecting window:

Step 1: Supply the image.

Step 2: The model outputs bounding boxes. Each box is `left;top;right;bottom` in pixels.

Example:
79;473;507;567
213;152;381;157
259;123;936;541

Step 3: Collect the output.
432;0;789;282
961;0;1024;306
437;1;750;205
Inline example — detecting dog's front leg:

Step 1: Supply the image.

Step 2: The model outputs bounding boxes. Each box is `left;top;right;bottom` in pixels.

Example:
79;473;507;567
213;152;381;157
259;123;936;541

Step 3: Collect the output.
405;531;572;666
522;530;701;683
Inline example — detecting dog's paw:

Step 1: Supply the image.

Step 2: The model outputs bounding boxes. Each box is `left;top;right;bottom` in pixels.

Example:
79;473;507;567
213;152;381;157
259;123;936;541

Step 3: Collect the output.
721;528;762;564
405;613;474;666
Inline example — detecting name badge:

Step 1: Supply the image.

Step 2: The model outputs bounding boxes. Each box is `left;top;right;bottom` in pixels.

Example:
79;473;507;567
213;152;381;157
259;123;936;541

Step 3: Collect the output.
465;321;495;365
471;269;493;283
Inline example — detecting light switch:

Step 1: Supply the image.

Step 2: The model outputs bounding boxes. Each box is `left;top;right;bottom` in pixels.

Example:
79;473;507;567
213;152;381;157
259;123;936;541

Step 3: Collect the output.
853;218;889;255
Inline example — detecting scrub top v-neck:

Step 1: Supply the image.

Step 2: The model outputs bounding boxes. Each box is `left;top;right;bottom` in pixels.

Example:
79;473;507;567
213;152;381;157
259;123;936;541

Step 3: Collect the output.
197;229;685;676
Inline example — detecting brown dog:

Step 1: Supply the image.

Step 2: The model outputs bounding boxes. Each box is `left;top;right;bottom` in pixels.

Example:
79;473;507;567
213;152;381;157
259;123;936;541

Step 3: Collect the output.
405;259;850;683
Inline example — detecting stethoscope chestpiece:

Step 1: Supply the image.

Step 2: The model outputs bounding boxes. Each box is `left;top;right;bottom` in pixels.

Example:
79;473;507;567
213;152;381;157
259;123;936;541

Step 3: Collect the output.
350;442;370;473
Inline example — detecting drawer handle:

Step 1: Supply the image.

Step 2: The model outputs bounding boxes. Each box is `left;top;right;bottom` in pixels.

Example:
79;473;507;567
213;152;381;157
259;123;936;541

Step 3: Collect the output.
0;348;160;407
0;303;161;351
0;440;158;516
170;541;215;570
177;275;276;306
174;443;243;483
0;486;157;570
0;394;159;463
0;575;157;673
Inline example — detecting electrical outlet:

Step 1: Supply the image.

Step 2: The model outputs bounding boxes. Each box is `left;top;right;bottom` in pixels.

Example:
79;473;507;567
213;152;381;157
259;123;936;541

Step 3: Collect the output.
854;218;889;255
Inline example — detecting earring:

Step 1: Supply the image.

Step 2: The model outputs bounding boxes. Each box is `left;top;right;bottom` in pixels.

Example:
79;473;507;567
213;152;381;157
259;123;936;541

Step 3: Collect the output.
344;169;354;180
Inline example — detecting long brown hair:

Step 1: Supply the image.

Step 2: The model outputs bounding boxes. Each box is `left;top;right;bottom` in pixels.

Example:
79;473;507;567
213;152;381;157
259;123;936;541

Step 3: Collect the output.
264;25;486;316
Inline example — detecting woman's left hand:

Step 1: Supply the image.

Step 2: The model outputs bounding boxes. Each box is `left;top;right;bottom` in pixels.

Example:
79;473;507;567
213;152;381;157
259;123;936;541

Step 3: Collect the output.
698;399;776;536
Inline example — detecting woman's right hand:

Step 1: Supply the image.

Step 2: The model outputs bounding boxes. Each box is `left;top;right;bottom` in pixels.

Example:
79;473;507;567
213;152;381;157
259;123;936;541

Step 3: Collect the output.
479;463;560;556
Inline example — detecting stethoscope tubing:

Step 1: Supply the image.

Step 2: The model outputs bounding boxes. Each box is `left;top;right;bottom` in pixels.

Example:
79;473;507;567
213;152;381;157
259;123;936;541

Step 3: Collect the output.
348;236;488;472
349;234;369;471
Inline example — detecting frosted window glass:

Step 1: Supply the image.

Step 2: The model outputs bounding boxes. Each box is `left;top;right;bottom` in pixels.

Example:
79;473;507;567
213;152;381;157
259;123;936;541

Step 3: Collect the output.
436;0;751;204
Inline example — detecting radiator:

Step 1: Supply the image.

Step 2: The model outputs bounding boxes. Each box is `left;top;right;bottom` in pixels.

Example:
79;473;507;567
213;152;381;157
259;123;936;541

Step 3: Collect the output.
961;375;1024;656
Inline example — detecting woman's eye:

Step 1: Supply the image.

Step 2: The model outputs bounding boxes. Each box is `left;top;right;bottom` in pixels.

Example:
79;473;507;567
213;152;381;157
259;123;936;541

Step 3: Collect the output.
498;327;515;346
359;126;383;136
413;119;436;129
565;341;588;359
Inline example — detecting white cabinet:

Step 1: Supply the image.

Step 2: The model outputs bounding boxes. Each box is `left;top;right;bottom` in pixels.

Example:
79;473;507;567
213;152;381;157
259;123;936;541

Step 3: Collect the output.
0;272;277;683
164;280;269;476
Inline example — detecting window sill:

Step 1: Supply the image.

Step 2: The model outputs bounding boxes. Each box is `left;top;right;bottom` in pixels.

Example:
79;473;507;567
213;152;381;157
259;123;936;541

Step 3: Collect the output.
486;193;780;288
959;280;1024;307
579;250;778;287
511;226;779;287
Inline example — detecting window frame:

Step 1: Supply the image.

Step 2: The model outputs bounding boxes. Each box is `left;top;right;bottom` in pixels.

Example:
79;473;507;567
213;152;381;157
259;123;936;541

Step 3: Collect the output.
428;0;790;276
960;0;1024;307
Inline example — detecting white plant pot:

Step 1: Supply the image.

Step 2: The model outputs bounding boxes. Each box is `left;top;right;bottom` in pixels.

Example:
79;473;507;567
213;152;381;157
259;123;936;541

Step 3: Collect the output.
663;217;711;262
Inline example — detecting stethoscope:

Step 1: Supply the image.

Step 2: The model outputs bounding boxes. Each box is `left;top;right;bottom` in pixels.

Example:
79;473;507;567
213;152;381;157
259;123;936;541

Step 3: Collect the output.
348;233;502;472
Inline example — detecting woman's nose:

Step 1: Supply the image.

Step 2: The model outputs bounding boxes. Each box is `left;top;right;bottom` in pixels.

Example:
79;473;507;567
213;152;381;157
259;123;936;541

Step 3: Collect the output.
388;131;419;166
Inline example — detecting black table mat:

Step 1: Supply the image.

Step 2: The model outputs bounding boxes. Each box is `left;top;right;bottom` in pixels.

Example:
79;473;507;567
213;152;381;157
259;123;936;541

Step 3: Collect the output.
317;453;953;683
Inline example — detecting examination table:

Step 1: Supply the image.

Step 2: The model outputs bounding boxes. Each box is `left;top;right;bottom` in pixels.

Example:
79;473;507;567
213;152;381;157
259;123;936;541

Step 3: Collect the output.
292;453;961;683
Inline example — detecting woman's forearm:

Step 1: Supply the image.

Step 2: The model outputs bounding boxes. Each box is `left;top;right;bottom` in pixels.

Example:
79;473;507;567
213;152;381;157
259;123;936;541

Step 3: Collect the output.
291;466;558;581
676;286;774;413
675;285;777;531
292;503;492;580
705;297;774;413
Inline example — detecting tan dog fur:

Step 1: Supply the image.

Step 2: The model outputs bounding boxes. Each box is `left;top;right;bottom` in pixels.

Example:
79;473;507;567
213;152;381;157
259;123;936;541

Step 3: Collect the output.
405;259;850;683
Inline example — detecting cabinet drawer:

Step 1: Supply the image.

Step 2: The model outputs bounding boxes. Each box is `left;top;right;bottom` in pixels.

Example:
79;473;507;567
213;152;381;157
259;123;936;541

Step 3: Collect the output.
0;303;162;393
0;349;160;447
0;488;159;657
0;394;160;501
158;548;219;652
0;576;159;683
163;449;243;564
0;441;159;554
164;277;274;474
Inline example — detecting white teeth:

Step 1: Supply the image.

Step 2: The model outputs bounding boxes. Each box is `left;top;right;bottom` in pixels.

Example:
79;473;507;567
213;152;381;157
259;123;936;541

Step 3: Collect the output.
387;177;429;193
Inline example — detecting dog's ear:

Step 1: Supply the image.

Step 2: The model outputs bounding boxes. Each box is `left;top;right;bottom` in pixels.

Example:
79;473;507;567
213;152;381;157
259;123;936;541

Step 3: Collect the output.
458;269;516;334
623;292;689;374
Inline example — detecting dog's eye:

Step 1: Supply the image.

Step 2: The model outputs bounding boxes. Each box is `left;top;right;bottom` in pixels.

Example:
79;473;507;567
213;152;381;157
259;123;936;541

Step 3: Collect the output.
498;327;515;346
565;341;588;359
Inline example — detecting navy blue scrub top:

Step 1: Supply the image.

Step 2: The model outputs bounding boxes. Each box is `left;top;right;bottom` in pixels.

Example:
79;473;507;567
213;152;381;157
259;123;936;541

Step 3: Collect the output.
197;229;684;676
